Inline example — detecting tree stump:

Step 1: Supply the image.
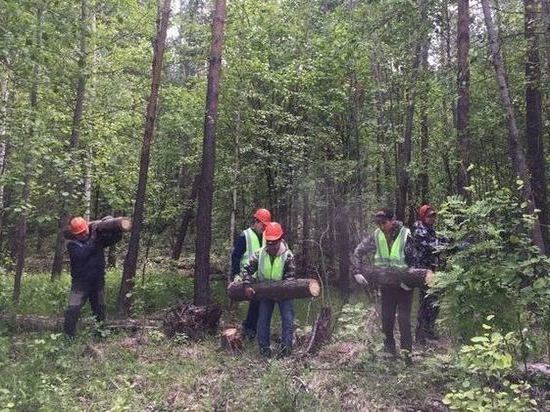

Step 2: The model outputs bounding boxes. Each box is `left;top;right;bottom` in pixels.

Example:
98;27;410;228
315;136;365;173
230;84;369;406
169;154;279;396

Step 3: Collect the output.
220;327;244;353
162;303;222;339
228;278;320;301
306;306;332;354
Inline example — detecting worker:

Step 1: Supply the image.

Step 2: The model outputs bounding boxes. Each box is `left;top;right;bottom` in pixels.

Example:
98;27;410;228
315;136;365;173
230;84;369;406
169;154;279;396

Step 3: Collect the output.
63;216;122;338
230;208;271;339
241;222;296;358
411;204;449;344
351;208;415;358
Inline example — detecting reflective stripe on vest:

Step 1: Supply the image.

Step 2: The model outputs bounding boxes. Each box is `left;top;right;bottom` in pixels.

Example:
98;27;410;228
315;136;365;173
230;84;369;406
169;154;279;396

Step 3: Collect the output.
240;228;264;270
374;227;410;268
258;247;288;282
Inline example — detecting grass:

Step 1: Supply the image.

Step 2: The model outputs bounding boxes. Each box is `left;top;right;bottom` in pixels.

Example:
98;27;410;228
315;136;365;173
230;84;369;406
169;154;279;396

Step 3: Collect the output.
0;262;453;411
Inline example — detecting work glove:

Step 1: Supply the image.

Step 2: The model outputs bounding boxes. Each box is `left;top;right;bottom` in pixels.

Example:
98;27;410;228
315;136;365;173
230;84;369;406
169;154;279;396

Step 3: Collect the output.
354;274;368;286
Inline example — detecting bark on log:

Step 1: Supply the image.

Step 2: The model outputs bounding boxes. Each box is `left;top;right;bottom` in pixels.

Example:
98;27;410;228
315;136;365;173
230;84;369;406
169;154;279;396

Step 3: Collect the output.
220;327;244;353
0;314;160;333
363;267;432;288
63;217;132;239
227;278;321;302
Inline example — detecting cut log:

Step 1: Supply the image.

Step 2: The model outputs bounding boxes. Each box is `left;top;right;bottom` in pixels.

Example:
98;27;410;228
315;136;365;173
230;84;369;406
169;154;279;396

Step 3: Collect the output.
64;217;132;239
220;326;244;353
363;267;432;288
227;278;321;302
91;217;132;233
162;303;222;339
0;314;160;333
306;306;332;354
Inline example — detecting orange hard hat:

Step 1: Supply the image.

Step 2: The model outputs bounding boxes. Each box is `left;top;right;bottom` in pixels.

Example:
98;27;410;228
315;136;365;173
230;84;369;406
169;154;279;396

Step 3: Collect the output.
253;208;271;224
69;217;89;236
418;204;436;220
264;222;283;241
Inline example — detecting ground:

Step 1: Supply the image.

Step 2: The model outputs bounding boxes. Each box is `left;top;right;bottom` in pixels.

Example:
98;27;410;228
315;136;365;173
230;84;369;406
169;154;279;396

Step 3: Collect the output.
0;261;466;411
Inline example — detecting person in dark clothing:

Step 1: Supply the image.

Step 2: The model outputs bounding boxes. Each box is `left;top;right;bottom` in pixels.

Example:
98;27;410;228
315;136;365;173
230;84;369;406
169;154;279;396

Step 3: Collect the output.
352;208;415;356
230;208;271;339
241;222;296;358
63;216;122;338
411;204;449;344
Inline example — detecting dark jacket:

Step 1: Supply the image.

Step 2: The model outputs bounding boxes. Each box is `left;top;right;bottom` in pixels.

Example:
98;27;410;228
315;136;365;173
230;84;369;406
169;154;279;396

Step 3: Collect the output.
67;230;121;285
409;220;450;270
351;220;415;275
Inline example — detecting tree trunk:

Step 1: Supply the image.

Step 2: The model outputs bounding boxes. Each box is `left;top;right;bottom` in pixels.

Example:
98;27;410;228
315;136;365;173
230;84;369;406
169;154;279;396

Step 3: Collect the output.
13;7;43;304
83;148;92;220
0;63;9;249
541;0;550;72
51;0;89;280
227;278;321;302
193;0;226;306
481;0;545;251
396;42;422;222
118;0;171;316
456;0;471;198
171;173;200;260
525;0;549;253
335;204;351;301
419;43;430;204
300;191;311;277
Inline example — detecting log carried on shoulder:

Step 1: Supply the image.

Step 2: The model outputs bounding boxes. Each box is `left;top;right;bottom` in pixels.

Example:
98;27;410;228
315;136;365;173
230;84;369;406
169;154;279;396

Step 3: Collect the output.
228;278;321;301
363;266;434;288
63;217;132;239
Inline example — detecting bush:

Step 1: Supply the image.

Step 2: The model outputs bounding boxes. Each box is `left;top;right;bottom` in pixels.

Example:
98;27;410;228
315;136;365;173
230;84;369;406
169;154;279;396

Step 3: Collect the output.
433;185;550;346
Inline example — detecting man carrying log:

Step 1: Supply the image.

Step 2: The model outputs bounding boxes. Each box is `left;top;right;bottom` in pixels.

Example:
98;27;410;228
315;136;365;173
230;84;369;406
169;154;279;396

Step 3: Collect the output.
411;204;449;344
231;208;271;339
63;216;123;338
241;222;296;358
352;208;415;357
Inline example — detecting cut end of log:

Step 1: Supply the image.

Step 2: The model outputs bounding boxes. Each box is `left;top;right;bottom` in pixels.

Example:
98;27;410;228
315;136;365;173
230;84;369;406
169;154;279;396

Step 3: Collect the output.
308;280;321;297
221;326;244;353
120;218;132;232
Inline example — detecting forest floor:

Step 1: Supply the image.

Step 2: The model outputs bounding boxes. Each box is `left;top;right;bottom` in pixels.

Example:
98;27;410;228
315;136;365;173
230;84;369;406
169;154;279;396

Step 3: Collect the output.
0;260;460;410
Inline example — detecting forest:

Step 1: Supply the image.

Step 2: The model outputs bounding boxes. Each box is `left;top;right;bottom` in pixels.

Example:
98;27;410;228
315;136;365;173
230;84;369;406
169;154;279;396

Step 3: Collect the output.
1;0;550;410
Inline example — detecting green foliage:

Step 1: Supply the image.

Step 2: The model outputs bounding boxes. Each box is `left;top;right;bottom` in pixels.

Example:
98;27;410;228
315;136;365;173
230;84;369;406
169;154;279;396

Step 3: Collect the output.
443;318;536;411
433;185;550;344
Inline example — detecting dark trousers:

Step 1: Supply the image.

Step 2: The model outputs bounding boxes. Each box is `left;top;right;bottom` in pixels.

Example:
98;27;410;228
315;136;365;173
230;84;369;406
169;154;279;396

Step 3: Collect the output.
416;287;439;340
63;279;106;338
381;286;413;352
257;299;294;350
242;300;260;336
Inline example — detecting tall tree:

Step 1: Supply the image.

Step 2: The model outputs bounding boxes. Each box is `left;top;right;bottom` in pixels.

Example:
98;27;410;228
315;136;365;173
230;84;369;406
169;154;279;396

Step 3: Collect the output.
480;0;545;251
542;0;550;72
51;0;89;280
13;7;43;304
193;0;226;306
0;62;9;247
118;0;172;315
456;0;471;198
171;173;199;260
524;0;549;252
418;42;430;204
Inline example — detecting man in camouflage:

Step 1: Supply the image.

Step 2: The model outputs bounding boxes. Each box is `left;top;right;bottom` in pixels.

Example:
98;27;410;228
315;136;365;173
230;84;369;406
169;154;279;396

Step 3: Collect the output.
411;204;449;344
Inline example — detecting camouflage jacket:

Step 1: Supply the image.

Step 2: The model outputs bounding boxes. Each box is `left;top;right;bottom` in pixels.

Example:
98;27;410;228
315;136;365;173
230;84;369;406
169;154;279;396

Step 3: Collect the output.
409;220;450;270
351;220;415;275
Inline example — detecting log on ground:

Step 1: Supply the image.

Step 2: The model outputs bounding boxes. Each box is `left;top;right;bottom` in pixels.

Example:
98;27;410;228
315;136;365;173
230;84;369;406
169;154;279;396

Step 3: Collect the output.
228;278;321;301
363;267;432;288
0;314;160;333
